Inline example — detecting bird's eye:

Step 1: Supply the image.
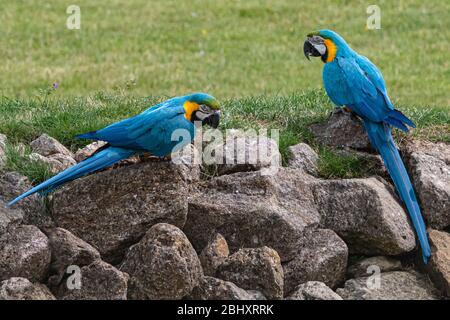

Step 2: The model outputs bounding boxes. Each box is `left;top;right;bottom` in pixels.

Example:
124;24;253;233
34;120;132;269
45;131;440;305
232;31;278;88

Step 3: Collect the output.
200;104;211;113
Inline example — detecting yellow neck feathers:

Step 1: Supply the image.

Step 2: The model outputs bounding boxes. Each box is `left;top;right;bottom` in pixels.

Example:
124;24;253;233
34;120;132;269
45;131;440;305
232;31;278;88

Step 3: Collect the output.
183;101;200;121
324;39;337;63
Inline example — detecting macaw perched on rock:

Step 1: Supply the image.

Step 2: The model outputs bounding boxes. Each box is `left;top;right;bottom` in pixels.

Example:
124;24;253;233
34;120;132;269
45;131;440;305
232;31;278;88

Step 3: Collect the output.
303;29;430;263
8;93;220;206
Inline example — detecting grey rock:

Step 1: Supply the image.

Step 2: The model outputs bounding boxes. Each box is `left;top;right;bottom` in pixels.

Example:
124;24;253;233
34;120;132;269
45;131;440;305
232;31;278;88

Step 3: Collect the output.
120;223;203;300
0;277;55;300
51;160;191;263
0;199;23;236
287;281;342;300
184;169;320;262
199;233;229;276
30;133;73;157
216;246;284;300
404;141;450;229
29;153;76;174
74;141;108;162
427;229;450;296
283;229;348;295
45;227;101;287
0;134;6;169
337;271;440;300
287;143;319;174
0;225;51;282
311;110;372;151
312;177;416;255
188;276;265;300
56;260;128;300
347;256;403;278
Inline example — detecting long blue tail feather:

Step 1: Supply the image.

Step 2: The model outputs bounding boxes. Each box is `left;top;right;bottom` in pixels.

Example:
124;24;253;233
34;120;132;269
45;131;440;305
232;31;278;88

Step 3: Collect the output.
363;120;430;263
7;147;135;207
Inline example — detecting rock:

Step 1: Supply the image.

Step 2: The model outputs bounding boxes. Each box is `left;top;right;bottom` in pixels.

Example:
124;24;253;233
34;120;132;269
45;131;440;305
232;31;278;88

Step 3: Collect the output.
0;172;52;229
334;148;387;177
29;153;76;174
337;271;439;300
188;276;265;300
120;223;203;300
287;281;342;300
404;141;450;229
312;177;416;255
427;229;450;296
51;160;191;263
207;130;281;176
287;143;319;174
184;169;320;262
347;256;403;278
170;143;202;183
30;133;73;157
56;260;128;300
74;141;108;162
0;199;23;236
283;229;348;294
311;110;372;151
199;233;229;276
0;278;55;300
216;246;284;300
0;134;6;169
45;227;101;287
0;225;51;282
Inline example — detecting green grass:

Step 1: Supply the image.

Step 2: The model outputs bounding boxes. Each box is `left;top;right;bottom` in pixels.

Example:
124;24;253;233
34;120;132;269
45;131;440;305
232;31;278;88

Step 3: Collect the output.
0;0;449;106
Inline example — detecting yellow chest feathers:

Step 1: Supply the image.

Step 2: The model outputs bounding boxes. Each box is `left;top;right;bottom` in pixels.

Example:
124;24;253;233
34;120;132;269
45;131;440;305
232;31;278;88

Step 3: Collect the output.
324;39;337;63
183;101;200;121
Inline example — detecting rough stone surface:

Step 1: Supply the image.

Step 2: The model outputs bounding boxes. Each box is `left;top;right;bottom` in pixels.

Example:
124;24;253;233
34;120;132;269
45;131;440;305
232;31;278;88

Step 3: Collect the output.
404;141;450;229
347;256;403;278
51;160;192;263
337;271;439;300
29;153;76;174
45;227;101;287
188;276;265;300
199;233;229;276
287;281;342;300
30;133;73;157
427;229;450;296
74;141;108;162
0;277;55;300
312;177;416;255
283;229;348;295
120;223;203;300
0;172;51;229
216;246;284;300
287;142;319;174
0;199;23;236
311;110;372;151
185;169;320;262
0;225;51;282
56;260;128;300
0;134;6;169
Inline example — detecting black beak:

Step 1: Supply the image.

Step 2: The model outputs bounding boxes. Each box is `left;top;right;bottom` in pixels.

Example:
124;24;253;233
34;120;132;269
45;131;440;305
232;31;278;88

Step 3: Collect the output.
203;110;221;128
303;35;326;60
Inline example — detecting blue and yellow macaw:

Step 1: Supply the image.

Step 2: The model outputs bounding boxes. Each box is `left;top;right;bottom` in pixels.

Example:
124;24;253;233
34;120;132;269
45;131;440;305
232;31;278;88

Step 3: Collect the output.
303;29;430;263
8;93;220;206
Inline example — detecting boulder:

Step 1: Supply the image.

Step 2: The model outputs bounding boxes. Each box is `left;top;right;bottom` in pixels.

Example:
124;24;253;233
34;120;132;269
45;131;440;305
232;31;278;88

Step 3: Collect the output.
30;133;73;158
282;229;348;295
29;153;76;174
45;227;101;287
188;276;265;300
56;260;128;300
286;281;342;300
184;169;320;262
312;177;416;255
0;225;51;282
0;172;51;229
404;141;450;229
427;229;450;296
216;246;284;300
51;160;192;263
74;141;108;162
287;142;319;174
0;199;23;236
120;223;203;300
337;271;439;300
0;277;55;300
199;233;229;276
310;110;372;151
0;134;6;169
347;256;403;278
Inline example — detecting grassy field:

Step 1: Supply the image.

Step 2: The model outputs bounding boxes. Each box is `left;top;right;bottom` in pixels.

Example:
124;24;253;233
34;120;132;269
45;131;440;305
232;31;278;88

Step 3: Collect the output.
0;0;449;106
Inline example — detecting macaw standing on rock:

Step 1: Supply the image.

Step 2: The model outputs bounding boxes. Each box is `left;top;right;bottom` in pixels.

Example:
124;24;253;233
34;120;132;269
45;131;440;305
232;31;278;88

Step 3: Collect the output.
303;29;430;263
8;93;221;206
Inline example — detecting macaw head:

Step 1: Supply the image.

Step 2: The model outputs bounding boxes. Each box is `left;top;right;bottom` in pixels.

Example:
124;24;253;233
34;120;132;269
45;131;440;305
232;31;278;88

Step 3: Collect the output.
183;93;221;128
303;29;353;63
